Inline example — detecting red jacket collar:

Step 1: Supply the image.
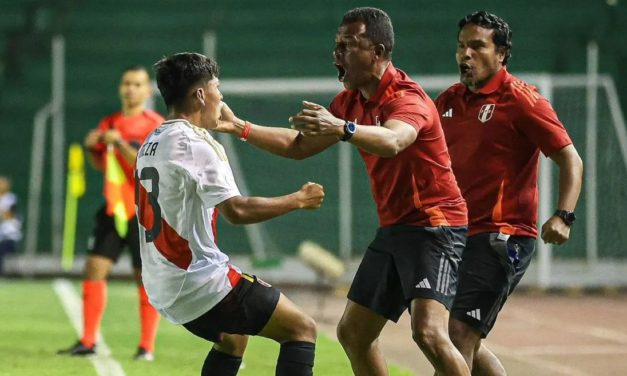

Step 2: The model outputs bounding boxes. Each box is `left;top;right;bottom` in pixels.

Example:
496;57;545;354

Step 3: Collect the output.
364;62;396;104
472;66;508;95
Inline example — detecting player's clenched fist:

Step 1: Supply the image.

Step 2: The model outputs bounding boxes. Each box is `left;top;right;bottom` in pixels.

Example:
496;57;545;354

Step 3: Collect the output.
297;182;324;209
540;216;570;245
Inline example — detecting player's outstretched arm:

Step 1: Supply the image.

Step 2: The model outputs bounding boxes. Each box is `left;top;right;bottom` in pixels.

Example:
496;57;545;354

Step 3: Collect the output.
214;102;337;160
216;182;324;225
291;101;418;158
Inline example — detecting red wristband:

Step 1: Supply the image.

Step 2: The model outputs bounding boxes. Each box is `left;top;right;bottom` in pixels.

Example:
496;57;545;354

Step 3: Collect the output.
239;121;251;141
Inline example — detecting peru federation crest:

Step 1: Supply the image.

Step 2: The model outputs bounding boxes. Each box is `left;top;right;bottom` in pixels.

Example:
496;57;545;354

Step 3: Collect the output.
478;104;495;123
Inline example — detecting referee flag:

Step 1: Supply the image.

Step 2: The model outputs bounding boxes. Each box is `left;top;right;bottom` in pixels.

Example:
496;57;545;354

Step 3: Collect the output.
62;143;86;271
104;144;135;237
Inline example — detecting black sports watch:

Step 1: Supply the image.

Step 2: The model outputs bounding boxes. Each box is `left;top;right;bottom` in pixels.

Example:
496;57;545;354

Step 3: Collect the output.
554;210;576;226
340;121;356;142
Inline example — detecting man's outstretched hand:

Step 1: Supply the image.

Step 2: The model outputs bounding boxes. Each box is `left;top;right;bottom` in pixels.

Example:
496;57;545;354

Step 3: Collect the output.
290;101;344;137
214;102;241;134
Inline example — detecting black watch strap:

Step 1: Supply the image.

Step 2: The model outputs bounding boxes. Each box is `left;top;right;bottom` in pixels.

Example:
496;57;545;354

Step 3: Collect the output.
554;210;576;226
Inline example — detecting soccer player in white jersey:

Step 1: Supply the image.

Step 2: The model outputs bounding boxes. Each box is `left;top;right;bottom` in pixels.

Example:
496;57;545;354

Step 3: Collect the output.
136;52;324;376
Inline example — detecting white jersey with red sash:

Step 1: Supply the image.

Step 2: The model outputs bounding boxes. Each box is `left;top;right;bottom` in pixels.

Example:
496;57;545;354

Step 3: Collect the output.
135;119;241;324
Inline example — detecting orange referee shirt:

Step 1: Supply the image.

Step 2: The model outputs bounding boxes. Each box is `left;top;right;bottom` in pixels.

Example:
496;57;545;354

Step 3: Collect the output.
91;110;163;194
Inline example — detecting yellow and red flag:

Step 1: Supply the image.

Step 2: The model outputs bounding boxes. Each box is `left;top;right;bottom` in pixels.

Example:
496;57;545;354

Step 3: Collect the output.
62;143;86;271
104;145;135;237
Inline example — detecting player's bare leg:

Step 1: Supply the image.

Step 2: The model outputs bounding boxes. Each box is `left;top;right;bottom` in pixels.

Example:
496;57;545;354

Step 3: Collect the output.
257;293;317;376
448;317;480;370
471;343;506;376
336;300;388;376
449;316;506;375
84;255;113;280
214;334;249;357
258;293;317;342
411;299;470;376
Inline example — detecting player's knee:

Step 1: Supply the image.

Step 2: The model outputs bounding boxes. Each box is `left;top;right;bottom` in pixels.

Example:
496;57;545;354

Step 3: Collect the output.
214;336;248;357
412;323;445;353
84;256;112;280
336;320;351;347
284;312;317;343
298;314;317;343
336;319;364;351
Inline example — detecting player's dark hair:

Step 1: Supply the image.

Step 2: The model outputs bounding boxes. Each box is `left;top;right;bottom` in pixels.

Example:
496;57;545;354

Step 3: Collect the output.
153;52;219;109
342;7;394;58
458;11;512;65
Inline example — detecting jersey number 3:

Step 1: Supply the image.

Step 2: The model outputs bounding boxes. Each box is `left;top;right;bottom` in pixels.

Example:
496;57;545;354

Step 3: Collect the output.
135;167;162;242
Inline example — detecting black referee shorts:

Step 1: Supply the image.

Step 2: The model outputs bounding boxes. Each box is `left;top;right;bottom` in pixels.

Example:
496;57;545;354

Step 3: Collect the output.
87;205;141;268
183;274;281;343
348;225;467;322
451;232;535;337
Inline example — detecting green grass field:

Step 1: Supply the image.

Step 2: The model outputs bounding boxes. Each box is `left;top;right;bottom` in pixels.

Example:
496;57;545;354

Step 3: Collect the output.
0;280;414;375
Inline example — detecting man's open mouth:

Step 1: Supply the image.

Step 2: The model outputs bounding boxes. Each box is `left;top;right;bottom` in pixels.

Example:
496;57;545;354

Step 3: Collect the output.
335;64;346;82
459;63;472;75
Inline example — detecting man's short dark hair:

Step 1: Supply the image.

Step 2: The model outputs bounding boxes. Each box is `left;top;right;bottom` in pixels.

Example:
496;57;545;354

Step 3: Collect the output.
153;52;219;108
122;65;150;76
342;7;394;58
458;11;512;65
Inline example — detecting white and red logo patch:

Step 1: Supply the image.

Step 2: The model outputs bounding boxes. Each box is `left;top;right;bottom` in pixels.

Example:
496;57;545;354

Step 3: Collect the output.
478;104;495;123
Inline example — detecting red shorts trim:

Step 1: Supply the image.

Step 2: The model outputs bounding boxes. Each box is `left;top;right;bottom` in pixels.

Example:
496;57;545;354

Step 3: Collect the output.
227;265;241;287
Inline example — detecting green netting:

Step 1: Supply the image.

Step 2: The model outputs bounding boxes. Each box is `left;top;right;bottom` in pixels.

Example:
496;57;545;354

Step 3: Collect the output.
550;87;627;260
2;0;626;261
216;94;378;258
596;88;627;259
551;87;588;259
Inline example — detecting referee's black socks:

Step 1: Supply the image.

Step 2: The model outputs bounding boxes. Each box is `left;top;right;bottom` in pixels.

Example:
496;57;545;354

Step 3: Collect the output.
276;341;315;376
201;348;242;376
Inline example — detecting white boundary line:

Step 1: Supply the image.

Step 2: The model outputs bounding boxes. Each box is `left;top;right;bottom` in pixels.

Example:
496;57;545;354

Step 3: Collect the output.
53;279;126;376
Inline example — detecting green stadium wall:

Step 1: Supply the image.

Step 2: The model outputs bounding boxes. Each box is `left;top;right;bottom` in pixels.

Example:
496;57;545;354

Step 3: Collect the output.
1;0;625;260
